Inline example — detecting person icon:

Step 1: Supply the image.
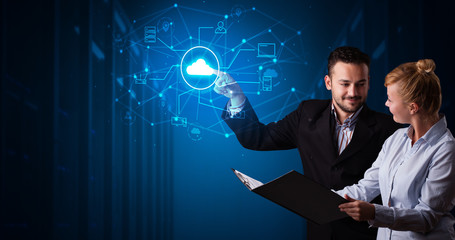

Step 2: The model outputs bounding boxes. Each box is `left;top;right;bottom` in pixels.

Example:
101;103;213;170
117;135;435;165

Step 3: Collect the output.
215;21;226;34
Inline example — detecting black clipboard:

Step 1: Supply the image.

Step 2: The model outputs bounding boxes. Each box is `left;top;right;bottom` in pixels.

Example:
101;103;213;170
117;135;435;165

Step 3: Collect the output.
232;169;348;225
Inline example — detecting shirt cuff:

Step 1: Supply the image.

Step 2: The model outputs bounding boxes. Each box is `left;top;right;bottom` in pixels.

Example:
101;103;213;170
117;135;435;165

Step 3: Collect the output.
228;98;246;118
368;204;394;228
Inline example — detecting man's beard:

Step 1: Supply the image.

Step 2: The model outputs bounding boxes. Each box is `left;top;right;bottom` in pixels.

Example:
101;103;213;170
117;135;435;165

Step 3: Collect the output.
335;96;364;113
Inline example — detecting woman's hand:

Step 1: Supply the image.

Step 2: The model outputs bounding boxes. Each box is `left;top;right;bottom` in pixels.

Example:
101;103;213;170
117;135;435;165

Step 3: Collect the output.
338;194;375;221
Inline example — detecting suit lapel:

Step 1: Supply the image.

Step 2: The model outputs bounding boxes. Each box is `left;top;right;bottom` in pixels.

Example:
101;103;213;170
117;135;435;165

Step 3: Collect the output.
335;106;375;164
312;104;338;159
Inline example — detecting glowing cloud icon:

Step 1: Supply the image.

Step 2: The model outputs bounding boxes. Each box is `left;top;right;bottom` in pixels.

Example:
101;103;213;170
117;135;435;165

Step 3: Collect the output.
186;59;214;76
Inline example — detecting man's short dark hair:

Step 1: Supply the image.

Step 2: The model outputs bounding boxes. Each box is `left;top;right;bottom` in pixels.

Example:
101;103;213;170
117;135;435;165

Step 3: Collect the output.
327;46;370;77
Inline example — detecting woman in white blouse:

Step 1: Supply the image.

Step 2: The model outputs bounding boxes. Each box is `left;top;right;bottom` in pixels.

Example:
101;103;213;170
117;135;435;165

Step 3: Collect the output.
336;59;455;239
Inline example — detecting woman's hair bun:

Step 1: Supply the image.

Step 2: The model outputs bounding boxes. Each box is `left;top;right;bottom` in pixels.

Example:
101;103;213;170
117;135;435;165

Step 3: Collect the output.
416;59;436;74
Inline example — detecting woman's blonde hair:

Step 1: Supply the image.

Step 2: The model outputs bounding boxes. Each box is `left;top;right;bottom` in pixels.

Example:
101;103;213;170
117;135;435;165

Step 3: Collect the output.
384;59;441;117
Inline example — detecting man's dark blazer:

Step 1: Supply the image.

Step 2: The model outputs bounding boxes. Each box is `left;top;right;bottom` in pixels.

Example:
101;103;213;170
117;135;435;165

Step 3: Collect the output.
223;98;402;240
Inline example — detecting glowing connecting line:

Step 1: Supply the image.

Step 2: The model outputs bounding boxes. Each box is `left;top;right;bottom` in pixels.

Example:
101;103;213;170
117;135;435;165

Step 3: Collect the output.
186;59;214;75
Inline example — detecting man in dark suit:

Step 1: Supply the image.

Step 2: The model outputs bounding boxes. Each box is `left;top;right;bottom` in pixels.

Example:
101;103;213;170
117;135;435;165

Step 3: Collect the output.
214;46;401;239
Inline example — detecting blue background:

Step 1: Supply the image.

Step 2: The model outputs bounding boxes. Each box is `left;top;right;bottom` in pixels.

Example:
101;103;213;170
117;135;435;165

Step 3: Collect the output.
1;0;455;239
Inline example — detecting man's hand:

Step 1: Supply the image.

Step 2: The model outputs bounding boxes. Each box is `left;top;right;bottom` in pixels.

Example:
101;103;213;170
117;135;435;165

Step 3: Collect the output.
213;70;245;107
338;194;375;221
